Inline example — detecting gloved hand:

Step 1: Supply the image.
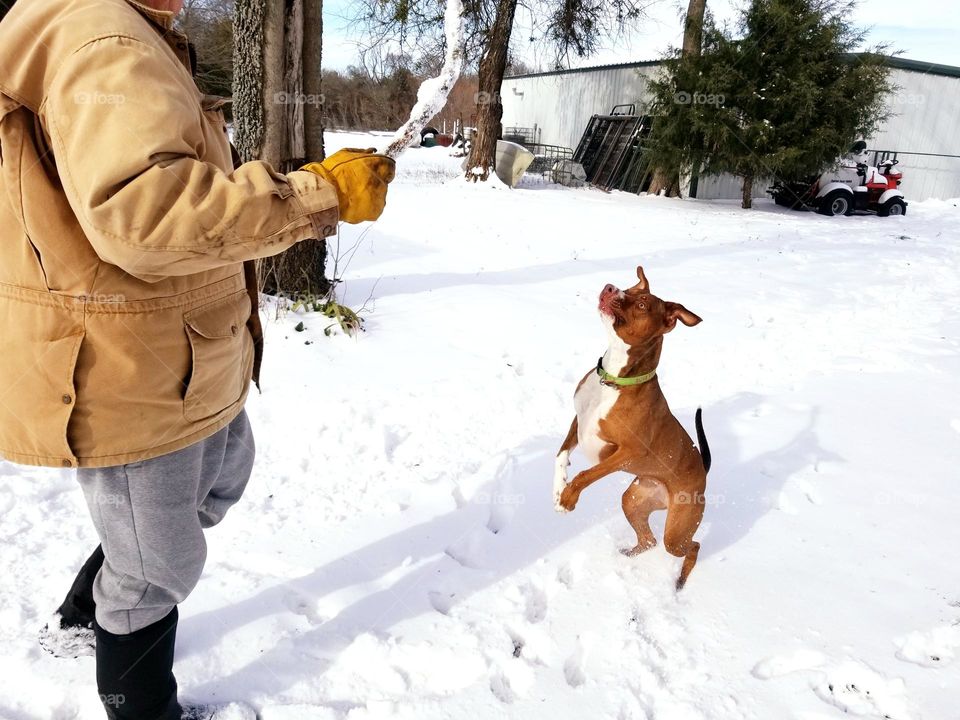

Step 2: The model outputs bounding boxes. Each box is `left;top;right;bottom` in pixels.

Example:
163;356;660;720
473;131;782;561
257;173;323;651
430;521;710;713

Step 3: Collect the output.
300;148;396;224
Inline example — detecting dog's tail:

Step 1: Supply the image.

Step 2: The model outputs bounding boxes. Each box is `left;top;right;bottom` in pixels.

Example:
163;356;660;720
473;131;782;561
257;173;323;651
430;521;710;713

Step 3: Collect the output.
695;407;711;473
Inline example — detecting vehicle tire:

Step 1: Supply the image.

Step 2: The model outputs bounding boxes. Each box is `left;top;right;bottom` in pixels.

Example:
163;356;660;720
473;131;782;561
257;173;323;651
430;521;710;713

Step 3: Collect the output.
817;190;852;217
878;197;907;217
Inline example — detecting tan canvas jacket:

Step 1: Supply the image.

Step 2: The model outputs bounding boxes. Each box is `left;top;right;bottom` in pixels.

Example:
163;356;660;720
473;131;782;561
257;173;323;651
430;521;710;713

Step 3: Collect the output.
0;0;339;468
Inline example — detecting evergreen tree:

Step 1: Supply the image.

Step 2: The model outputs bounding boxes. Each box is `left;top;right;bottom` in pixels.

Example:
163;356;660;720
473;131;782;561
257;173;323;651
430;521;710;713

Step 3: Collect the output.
647;0;892;208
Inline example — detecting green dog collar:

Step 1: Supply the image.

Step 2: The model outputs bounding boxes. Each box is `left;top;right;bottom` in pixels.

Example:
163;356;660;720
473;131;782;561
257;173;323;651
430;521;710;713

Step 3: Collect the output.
596;356;657;388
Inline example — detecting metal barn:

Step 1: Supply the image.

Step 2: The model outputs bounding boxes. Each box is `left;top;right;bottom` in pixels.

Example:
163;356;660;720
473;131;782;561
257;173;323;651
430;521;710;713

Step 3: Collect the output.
500;57;960;201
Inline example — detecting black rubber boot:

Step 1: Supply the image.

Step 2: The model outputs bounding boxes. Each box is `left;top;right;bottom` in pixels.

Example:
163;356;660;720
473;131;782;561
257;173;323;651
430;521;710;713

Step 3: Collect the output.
40;545;105;658
58;544;104;627
94;607;181;720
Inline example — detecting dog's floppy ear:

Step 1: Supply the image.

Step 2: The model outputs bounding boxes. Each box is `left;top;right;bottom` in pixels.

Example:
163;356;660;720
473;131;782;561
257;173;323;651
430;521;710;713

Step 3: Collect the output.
636;266;649;292
664;302;702;332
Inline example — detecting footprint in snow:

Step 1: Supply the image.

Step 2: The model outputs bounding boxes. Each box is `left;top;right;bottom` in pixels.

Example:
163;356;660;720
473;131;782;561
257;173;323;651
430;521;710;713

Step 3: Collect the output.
894;622;960;667
485;454;521;535
489;658;535;704
281;589;330;626
564;636;591;688
754;651;914;720
427;590;456;616
382;425;411;461
813;660;913;720
444;528;489;569
489;670;516;704
556;552;586;588
519;581;549;624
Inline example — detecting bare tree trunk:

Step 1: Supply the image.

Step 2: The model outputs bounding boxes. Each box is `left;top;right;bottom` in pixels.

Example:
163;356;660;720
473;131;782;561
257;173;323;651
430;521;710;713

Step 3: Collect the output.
259;0;283;166
233;0;266;164
681;0;706;56
464;0;518;182
235;0;330;297
647;0;707;196
302;0;325;161
741;173;753;209
281;0;305;169
261;0;300;170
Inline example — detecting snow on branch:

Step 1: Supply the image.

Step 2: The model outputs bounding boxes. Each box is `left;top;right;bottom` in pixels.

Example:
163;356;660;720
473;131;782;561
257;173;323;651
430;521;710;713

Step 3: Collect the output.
382;0;465;158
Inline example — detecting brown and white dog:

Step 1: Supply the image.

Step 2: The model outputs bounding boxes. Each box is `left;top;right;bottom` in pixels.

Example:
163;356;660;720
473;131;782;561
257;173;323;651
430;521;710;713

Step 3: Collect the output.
553;266;711;590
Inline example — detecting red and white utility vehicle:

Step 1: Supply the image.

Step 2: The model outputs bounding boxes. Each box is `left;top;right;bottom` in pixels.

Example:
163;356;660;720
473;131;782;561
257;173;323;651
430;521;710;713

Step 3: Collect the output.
768;141;908;217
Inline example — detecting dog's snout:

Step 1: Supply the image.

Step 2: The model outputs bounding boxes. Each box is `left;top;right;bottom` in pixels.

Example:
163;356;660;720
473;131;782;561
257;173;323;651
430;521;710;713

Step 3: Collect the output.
598;284;620;314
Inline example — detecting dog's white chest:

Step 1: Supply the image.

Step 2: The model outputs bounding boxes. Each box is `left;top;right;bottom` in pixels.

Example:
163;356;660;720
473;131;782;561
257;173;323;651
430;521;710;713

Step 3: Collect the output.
575;315;630;464
574;376;619;464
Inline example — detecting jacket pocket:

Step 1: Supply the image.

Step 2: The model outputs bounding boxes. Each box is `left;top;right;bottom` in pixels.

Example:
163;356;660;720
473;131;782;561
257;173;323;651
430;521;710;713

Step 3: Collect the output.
0;290;84;466
182;290;252;422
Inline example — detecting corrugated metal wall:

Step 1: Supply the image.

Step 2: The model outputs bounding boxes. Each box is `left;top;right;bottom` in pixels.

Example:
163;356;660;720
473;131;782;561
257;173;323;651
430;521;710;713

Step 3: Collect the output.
501;64;960;201
501;64;660;149
866;68;960;200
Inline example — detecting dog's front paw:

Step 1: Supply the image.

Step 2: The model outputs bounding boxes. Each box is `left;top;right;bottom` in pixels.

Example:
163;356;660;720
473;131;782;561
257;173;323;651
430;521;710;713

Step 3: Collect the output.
553;451;570;511
557;485;579;513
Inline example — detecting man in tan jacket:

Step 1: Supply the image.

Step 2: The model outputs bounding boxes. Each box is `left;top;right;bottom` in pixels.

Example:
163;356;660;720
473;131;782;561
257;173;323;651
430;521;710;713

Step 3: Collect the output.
0;0;395;717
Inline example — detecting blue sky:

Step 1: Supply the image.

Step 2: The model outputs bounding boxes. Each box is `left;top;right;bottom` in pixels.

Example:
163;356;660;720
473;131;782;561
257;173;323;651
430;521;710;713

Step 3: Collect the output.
322;0;960;71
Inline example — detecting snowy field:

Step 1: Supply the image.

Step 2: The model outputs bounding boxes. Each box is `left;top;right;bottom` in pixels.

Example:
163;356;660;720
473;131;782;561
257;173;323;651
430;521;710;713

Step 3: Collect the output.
1;131;959;719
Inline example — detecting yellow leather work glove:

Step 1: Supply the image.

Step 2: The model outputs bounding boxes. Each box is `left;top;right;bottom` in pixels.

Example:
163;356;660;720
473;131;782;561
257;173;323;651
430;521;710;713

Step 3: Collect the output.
300;148;396;224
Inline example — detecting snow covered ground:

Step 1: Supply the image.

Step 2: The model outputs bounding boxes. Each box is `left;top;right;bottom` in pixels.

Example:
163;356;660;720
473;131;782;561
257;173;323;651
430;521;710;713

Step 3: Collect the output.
1;131;959;719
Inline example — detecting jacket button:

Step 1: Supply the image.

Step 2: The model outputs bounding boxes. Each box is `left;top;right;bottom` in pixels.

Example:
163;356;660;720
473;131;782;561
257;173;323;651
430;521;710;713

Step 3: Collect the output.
323;225;334;235
62;394;73;404
62;459;72;467
231;324;239;335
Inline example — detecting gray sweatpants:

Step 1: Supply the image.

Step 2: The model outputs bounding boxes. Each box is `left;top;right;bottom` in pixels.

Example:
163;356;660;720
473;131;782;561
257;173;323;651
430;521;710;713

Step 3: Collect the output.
77;410;255;635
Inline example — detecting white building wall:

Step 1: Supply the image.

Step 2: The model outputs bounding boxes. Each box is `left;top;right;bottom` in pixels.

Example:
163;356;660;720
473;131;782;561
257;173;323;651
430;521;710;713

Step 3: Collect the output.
500;63;661;150
501;63;960;201
866;68;960;200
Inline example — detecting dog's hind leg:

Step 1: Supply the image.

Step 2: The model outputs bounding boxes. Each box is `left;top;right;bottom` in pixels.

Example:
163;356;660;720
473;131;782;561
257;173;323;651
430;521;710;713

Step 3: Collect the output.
663;489;706;590
620;477;667;556
674;542;700;591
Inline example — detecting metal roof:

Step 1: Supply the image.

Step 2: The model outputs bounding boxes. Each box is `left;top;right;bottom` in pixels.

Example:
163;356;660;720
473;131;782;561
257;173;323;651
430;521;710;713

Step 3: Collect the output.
505;59;663;80
884;56;960;79
506;55;960;81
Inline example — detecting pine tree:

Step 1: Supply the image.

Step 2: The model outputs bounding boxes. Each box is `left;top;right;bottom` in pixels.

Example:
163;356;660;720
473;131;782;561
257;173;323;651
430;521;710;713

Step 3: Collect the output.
647;0;892;208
